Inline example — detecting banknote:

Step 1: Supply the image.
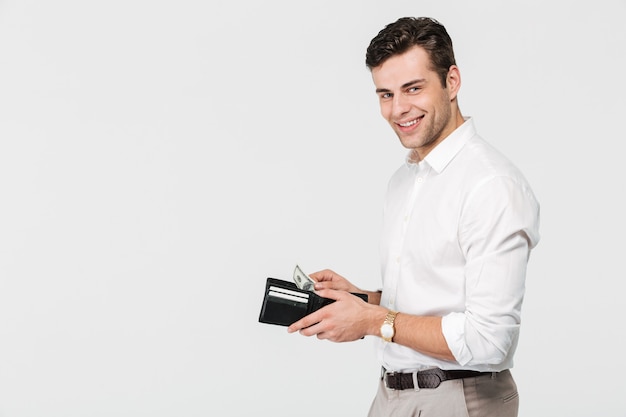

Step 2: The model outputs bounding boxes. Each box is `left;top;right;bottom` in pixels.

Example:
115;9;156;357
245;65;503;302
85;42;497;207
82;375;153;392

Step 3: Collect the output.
293;264;316;291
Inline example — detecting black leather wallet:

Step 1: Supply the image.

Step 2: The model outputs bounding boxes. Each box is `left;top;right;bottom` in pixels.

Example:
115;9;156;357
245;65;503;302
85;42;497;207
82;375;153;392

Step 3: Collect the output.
258;277;368;326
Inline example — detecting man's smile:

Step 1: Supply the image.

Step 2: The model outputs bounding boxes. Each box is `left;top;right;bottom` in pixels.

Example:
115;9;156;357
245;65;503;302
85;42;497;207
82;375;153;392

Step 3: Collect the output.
396;115;424;129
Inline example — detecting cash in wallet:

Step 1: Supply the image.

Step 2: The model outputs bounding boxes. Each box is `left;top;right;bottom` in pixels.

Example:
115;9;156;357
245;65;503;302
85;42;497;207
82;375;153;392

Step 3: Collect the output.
258;265;368;327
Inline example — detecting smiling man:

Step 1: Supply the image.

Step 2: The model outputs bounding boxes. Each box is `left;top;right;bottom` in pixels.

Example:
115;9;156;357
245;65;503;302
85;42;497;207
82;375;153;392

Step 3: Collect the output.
288;17;541;417
373;43;463;161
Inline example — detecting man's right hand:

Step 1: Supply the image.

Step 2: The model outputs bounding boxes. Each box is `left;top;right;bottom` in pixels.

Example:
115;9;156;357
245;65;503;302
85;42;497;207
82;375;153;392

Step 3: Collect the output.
309;269;361;293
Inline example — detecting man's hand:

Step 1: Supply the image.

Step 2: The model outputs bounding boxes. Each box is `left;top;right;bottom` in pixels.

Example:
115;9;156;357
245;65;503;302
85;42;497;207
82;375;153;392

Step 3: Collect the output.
287;288;380;342
309;269;361;293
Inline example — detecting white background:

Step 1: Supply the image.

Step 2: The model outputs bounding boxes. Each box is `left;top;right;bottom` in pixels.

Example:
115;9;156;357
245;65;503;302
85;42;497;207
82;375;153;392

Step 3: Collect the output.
1;0;625;415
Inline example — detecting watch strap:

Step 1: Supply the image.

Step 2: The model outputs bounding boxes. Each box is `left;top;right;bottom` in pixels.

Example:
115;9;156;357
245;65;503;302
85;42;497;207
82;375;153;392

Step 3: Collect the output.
381;310;398;342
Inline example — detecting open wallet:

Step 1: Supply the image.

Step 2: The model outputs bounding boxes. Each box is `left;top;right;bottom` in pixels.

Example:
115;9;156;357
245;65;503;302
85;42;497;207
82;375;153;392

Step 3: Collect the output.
258;277;368;327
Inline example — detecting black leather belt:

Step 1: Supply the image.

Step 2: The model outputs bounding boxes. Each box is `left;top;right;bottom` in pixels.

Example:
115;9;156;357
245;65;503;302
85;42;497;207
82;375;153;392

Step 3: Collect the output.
382;367;492;390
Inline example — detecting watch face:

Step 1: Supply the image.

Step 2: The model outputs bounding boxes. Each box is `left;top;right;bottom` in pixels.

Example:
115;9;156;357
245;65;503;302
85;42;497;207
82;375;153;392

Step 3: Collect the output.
381;323;394;339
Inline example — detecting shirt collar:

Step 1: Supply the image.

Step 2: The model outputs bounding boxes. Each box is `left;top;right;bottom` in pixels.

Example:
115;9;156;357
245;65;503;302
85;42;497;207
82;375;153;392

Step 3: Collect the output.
405;117;476;173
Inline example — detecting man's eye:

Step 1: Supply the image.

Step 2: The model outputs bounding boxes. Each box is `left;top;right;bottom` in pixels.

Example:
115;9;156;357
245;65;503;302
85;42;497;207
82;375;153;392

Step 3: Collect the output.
381;93;392;99
407;87;420;94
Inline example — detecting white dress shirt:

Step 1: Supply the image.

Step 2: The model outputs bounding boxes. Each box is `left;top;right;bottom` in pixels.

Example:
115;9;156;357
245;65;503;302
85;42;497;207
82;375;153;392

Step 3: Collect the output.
377;118;540;372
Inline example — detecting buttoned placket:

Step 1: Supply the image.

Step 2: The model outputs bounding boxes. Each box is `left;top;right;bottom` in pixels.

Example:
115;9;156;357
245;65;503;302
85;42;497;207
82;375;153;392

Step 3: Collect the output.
384;162;429;312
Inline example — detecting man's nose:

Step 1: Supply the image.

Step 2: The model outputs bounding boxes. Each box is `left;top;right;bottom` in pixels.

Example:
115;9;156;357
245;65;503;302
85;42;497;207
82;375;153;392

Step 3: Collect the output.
391;93;411;117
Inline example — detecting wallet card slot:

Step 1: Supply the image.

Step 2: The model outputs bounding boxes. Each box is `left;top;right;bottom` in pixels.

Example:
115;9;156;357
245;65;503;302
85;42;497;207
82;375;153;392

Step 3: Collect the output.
268;285;310;300
268;290;308;303
259;291;308;326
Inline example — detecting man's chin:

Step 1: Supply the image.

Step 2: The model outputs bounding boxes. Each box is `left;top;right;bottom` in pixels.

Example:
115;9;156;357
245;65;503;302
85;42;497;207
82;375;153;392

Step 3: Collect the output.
397;136;421;150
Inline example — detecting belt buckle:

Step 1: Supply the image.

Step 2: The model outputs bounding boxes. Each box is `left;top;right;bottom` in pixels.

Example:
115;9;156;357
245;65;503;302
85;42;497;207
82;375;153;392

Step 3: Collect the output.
382;369;420;391
382;369;396;390
382;369;399;390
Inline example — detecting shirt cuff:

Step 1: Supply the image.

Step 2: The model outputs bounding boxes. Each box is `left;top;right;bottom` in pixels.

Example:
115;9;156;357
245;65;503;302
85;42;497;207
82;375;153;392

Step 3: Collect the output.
441;312;472;365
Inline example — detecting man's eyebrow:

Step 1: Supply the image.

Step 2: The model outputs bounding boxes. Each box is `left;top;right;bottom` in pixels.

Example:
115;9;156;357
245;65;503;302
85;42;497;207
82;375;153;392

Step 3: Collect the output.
402;79;425;89
375;79;426;94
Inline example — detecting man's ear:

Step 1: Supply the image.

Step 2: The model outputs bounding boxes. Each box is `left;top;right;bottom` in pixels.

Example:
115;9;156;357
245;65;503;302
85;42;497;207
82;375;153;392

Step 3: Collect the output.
446;65;461;100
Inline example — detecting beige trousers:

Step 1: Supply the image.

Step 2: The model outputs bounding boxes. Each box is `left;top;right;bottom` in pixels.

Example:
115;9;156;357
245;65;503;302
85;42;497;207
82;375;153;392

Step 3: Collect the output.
367;370;519;417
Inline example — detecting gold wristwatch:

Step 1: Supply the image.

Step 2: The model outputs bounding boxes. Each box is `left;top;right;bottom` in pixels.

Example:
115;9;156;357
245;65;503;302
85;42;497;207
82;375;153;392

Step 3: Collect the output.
380;310;398;342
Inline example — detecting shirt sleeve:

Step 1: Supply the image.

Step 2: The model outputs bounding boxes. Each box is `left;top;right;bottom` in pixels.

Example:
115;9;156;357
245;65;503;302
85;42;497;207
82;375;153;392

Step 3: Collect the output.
442;175;540;366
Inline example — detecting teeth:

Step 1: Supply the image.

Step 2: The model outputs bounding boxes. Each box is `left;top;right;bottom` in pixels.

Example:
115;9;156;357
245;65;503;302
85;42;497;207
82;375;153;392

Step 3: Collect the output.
399;119;418;127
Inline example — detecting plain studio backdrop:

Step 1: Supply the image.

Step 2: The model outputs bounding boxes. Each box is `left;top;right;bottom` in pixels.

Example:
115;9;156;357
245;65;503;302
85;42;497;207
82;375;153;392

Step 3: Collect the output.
1;0;625;416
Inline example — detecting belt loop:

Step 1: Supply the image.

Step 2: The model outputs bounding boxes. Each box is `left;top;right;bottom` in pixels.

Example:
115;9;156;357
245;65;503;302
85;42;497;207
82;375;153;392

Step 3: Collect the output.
412;371;420;391
491;372;497;379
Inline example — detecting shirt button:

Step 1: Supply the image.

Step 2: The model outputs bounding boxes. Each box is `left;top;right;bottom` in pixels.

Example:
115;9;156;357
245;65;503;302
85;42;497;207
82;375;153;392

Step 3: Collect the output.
417;177;424;183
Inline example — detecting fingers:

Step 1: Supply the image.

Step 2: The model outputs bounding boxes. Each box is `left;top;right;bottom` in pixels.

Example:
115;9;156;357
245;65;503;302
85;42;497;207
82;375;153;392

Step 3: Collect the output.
287;291;365;342
313;287;340;301
290;317;335;340
310;270;354;293
309;269;338;282
287;312;320;334
286;291;338;334
313;276;360;294
298;322;325;338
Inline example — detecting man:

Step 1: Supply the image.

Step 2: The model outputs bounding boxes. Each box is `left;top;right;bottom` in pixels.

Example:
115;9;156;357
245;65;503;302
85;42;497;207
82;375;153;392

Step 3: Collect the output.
287;17;540;417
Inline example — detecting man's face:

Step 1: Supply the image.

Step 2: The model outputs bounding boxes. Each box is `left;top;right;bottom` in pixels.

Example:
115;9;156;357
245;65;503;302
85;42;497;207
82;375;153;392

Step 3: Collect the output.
371;46;460;160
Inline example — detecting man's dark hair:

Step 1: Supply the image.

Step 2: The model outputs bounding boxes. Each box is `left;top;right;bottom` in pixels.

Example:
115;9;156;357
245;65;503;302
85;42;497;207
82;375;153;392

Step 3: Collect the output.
365;17;456;87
